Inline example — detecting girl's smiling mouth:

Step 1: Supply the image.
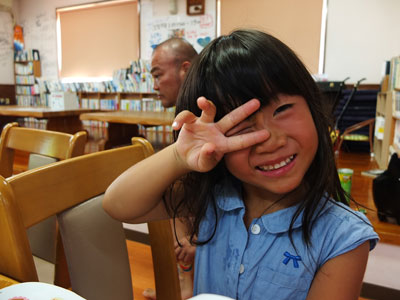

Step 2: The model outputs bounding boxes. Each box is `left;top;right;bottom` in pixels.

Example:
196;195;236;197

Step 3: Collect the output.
256;154;296;172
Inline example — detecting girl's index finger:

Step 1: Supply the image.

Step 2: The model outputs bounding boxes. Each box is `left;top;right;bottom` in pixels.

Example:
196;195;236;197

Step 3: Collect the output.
225;129;270;153
217;99;261;134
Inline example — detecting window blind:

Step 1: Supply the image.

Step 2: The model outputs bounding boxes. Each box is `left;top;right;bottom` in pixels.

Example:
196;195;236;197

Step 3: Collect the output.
57;0;139;79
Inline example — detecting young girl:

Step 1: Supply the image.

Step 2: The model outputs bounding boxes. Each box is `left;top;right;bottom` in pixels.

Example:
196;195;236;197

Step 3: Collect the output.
103;29;378;300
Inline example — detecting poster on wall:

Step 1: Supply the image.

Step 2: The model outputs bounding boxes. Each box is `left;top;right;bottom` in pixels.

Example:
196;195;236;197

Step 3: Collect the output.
13;25;24;52
140;0;216;60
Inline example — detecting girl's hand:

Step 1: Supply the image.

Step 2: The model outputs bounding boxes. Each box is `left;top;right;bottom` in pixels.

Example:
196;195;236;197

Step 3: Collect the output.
174;236;196;265
172;96;269;173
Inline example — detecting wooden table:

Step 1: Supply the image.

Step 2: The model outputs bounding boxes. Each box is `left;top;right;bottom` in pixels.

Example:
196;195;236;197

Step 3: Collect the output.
80;110;175;150
0;106;97;134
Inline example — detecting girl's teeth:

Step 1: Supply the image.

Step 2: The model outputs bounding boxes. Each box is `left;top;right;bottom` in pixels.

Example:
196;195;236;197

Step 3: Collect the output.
258;155;294;171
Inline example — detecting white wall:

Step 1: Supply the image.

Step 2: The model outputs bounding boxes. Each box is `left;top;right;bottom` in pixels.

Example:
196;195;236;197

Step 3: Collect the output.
0;10;13;84
3;0;400;84
324;0;400;84
13;0;101;81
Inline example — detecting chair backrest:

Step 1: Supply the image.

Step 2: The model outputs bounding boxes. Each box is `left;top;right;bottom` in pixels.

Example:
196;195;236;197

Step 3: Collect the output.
0;122;87;177
131;137;182;300
0;122;88;282
0;140;153;299
58;194;132;300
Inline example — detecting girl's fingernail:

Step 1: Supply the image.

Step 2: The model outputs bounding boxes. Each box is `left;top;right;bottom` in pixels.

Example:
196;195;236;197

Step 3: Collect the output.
172;121;178;128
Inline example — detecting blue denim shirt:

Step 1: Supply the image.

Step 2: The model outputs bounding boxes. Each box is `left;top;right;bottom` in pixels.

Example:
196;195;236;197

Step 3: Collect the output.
193;184;379;300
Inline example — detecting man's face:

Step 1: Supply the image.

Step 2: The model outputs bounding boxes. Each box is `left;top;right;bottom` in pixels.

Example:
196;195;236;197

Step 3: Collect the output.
151;48;182;108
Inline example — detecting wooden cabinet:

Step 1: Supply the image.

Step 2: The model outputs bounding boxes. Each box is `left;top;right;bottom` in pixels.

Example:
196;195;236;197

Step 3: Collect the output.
14;60;43;106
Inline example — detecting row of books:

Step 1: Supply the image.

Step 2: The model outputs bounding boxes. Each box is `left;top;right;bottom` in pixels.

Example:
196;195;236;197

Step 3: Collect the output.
394;90;400;115
16;84;40;96
393;91;400;151
81;120;173;151
81;98;119;110
15;62;35;75
16;95;47;107
37;78;155;95
14;49;40;62
142;126;174;149
16;117;47;130
388;56;400;91
15;75;36;85
80;97;173;112
112;59;153;93
393;119;400;151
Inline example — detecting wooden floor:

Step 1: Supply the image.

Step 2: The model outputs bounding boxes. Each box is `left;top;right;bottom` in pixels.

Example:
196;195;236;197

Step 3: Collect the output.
13;148;399;300
336;151;400;245
126;240;155;300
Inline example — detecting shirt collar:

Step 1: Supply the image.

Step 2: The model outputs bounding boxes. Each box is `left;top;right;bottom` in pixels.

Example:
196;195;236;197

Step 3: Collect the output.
215;182;331;234
215;180;244;211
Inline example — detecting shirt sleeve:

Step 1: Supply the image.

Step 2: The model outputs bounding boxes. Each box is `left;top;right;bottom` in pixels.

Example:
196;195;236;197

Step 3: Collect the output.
320;209;379;266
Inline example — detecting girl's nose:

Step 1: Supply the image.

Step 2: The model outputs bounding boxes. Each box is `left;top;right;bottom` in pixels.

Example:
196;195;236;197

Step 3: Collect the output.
253;127;287;154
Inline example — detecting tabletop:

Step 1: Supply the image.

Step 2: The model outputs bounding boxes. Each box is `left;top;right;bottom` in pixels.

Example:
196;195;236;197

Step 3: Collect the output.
0;106;97;118
79;110;175;126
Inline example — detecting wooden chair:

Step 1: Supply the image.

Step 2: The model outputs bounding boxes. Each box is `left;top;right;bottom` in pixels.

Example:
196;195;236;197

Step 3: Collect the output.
131;137;182;300
336;118;375;155
0;140;153;299
0;122;87;177
147;220;182;300
0;122;87;287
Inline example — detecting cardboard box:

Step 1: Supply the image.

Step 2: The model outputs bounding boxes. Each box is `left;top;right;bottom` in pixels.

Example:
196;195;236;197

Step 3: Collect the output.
49;91;79;109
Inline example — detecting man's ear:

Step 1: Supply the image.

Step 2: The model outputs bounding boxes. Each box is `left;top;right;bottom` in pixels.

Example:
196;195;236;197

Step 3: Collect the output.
179;61;191;79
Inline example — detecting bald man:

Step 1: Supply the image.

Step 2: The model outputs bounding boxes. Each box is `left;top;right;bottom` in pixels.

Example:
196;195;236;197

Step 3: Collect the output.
143;39;198;300
150;38;198;108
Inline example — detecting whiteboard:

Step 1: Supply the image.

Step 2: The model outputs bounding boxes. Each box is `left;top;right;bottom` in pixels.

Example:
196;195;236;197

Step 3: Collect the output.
0;11;14;84
140;0;216;60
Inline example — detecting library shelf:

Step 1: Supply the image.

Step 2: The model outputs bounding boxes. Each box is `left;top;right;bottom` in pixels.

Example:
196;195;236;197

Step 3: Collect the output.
14;60;43;107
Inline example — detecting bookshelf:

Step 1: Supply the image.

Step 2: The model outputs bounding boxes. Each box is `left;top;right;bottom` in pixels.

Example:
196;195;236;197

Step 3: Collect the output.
78;91;174;150
389;93;400;156
14;60;43;106
374;91;399;169
78;91;166;111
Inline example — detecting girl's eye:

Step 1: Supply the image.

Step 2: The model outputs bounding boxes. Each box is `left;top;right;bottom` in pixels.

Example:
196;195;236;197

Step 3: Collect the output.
273;104;293;116
236;127;253;135
226;122;253;137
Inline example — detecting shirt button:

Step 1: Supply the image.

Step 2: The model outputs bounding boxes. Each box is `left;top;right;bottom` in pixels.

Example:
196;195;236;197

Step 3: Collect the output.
251;224;261;234
239;264;245;274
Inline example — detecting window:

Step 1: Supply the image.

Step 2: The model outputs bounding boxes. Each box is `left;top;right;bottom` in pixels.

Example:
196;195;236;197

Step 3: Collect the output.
57;0;139;80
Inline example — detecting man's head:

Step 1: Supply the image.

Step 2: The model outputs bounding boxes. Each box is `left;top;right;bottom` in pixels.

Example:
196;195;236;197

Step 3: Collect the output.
151;38;198;108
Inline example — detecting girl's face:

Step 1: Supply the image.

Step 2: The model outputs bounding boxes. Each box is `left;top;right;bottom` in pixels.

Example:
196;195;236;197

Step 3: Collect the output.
224;94;318;201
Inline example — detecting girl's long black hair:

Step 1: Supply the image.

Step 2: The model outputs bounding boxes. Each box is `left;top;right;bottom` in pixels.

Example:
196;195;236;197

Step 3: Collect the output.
167;29;349;246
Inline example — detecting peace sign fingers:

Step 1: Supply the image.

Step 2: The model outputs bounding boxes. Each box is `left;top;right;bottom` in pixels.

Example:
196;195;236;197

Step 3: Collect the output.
216;98;261;134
